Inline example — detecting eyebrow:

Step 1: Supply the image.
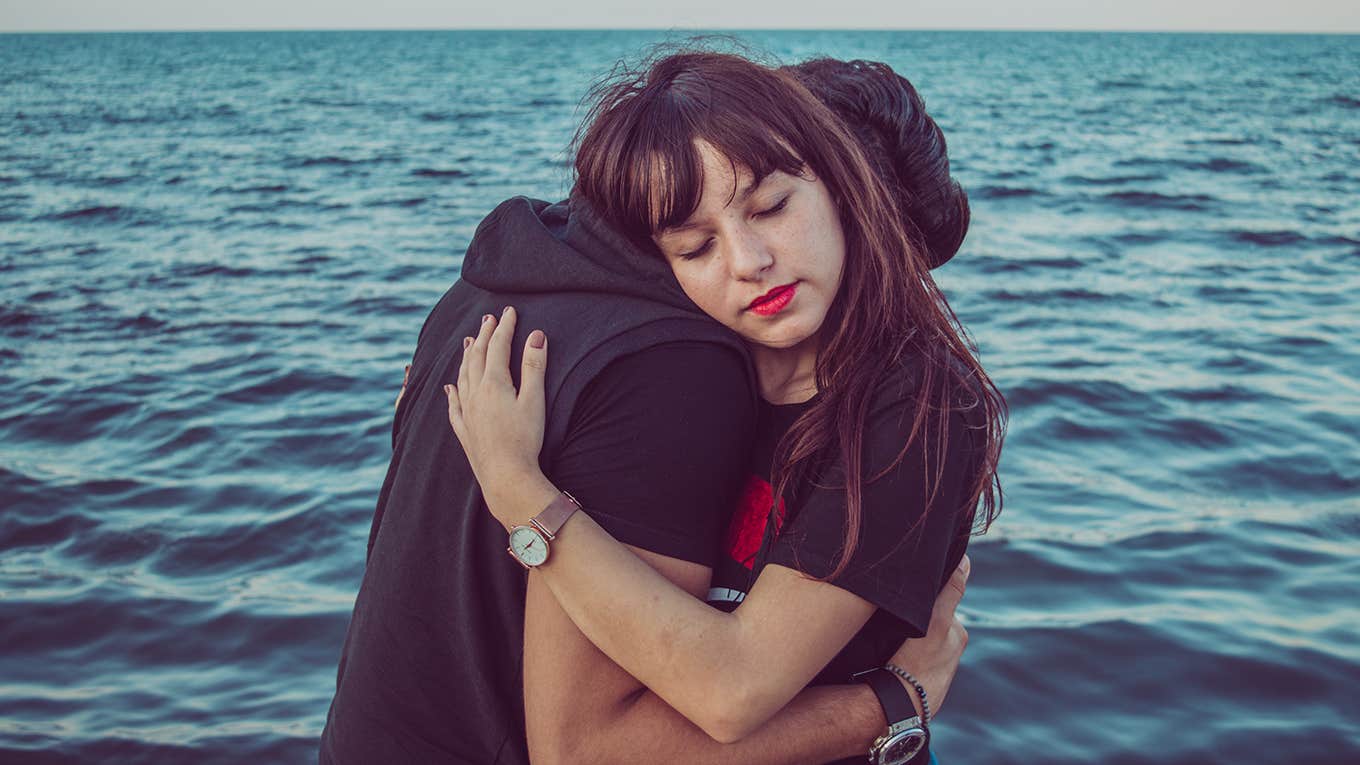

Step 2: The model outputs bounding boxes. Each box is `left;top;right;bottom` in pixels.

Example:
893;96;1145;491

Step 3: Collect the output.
660;175;763;236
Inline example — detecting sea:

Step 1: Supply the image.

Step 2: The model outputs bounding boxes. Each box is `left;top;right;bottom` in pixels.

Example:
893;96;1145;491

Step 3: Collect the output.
0;30;1357;764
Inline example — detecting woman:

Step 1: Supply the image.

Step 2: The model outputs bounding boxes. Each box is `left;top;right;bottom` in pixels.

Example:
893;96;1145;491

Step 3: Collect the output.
448;52;1005;764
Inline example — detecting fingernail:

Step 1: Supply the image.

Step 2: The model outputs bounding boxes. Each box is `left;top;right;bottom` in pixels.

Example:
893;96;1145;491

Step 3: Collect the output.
502;305;512;316
529;330;545;349
443;384;452;395
482;314;493;323
464;337;472;349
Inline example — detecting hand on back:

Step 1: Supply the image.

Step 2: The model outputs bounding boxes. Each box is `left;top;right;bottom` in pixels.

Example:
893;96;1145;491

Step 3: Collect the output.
889;554;971;716
444;307;551;521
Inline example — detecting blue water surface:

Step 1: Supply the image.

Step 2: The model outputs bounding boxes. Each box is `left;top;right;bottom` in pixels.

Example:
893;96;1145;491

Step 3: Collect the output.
1;30;1357;764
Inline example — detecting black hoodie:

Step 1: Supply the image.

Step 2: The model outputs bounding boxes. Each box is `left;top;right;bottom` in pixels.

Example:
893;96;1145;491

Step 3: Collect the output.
320;193;754;764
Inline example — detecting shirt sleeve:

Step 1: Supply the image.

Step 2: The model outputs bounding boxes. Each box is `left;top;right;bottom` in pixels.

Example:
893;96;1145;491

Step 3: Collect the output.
763;379;977;637
547;341;757;566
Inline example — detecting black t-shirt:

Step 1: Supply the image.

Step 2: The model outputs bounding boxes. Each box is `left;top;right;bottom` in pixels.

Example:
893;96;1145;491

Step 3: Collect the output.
706;369;978;765
321;341;755;764
555;342;756;562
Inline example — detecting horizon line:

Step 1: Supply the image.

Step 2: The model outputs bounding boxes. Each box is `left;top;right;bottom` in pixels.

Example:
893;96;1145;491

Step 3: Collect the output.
3;27;1358;36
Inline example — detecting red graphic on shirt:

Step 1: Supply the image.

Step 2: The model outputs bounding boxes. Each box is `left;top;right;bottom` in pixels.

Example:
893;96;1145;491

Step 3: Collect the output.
722;475;787;570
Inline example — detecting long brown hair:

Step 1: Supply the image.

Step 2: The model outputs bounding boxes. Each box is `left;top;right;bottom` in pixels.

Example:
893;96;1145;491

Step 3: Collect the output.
573;49;1007;580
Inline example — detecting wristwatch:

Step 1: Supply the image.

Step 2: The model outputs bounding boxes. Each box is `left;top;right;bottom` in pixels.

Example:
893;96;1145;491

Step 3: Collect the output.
506;491;581;569
854;667;930;765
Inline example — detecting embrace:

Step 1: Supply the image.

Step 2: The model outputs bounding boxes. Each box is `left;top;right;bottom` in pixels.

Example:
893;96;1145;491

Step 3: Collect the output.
321;49;1006;765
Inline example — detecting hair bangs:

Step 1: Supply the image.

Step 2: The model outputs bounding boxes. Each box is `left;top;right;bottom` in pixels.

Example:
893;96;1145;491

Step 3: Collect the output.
647;123;807;236
575;56;809;250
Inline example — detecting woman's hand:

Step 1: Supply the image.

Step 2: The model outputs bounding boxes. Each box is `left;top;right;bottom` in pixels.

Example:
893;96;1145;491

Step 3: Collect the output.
445;306;551;525
889;554;971;718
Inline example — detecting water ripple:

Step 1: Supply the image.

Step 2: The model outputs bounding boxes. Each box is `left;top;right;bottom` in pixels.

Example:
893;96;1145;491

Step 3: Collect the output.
1;29;1357;765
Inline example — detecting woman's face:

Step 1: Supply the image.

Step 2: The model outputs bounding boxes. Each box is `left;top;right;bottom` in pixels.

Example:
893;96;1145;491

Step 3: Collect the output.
652;141;846;353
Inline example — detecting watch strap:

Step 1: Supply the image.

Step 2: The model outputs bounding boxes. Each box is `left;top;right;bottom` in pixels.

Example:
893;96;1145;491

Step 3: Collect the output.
532;491;581;538
856;667;918;726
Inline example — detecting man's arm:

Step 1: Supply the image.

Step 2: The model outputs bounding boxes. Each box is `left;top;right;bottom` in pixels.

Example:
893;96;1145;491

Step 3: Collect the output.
523;546;886;765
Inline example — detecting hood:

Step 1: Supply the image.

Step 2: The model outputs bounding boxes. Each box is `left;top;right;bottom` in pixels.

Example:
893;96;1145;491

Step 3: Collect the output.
460;191;701;313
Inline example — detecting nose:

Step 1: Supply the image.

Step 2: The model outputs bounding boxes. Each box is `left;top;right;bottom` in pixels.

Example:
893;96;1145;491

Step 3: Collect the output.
727;225;773;281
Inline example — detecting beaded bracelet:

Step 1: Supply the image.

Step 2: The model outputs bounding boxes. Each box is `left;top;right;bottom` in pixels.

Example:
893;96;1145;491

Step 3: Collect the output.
883;663;931;727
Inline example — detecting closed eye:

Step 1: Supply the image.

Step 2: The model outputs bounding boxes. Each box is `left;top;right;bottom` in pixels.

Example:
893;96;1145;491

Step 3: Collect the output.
756;196;789;218
679;238;714;261
676;196;787;260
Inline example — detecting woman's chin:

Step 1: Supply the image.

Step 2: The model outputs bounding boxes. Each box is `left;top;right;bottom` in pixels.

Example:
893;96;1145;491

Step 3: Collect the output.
740;324;819;353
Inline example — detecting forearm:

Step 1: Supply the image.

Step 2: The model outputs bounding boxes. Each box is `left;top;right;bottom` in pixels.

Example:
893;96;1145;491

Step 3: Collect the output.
548;683;884;765
502;476;757;734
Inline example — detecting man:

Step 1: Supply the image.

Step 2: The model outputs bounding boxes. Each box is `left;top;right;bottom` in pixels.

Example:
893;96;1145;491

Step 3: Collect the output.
319;192;967;764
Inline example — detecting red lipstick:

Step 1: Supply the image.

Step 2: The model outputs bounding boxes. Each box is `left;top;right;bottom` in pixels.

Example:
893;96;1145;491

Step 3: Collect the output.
748;282;798;316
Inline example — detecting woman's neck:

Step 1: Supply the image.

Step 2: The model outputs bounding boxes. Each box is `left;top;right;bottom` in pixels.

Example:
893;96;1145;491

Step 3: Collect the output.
750;340;819;405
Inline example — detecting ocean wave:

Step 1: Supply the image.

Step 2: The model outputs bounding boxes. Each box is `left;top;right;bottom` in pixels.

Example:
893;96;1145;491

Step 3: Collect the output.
166;263;259;279
1060;172;1163;185
418;109;496;122
410;167;471;179
1159;382;1259;405
220;368;360;404
1188;157;1261;173
363;196;427;208
1194;284;1271;304
38;205;164;226
0;308;40;327
1100;190;1218;211
1189;450;1359;497
287;155;402;169
1113;155;1264;174
974;184;1044;199
1097;78;1146;90
974;254;1085;273
1225;229;1308;246
986;286;1121;303
210;183;293;195
1005;377;1167;418
0;514;99;554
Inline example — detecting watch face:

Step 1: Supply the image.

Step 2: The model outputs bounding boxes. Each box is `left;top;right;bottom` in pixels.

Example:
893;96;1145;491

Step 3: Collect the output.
508;526;549;566
880;728;927;765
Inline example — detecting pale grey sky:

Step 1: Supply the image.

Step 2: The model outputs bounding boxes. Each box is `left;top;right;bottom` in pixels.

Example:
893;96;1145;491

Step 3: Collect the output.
1;0;1357;33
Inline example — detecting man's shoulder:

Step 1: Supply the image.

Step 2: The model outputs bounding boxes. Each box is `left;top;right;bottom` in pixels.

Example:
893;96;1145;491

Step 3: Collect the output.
593;340;753;399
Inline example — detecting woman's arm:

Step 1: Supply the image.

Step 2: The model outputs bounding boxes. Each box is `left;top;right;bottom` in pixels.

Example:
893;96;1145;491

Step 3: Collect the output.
522;544;970;765
515;473;875;743
523;545;882;764
447;308;943;742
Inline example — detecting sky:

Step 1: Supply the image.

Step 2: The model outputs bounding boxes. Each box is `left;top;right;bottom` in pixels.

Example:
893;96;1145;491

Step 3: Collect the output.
1;0;1357;33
